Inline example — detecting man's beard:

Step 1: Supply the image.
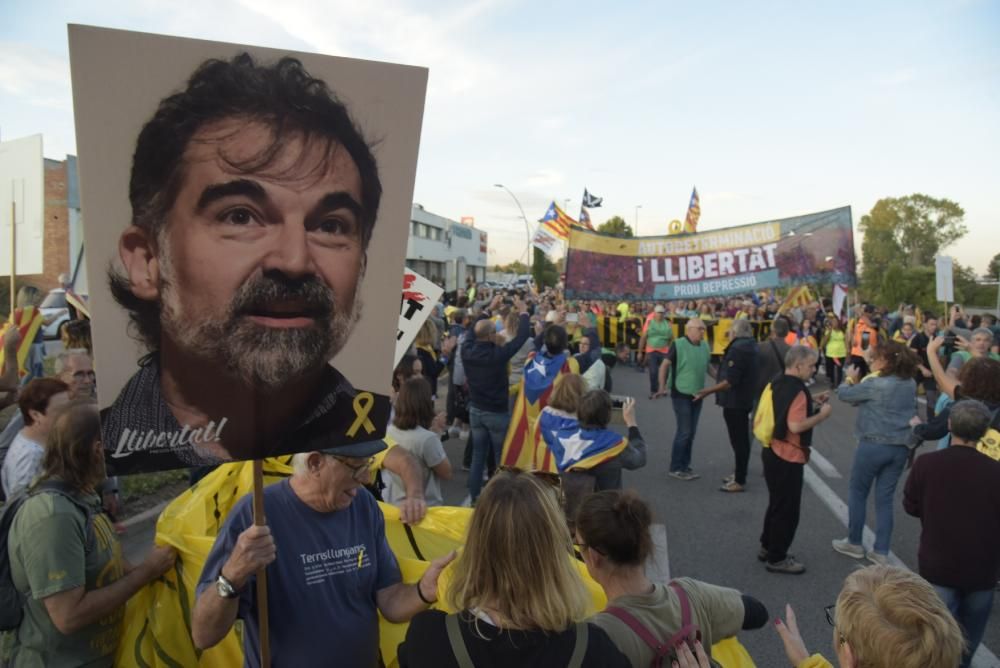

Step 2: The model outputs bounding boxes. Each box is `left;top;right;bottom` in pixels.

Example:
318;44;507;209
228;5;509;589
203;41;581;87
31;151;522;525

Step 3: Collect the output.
159;269;363;391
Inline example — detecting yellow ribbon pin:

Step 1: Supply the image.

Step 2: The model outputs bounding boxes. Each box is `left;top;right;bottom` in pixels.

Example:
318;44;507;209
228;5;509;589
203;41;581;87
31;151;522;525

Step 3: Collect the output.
347;392;376;437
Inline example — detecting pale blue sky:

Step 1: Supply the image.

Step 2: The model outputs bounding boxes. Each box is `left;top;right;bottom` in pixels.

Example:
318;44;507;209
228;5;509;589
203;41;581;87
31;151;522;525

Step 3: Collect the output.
2;0;998;271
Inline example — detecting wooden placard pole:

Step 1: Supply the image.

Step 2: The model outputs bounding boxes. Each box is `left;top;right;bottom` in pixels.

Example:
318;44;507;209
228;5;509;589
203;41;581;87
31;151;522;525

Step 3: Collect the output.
252;460;271;668
9;196;15;316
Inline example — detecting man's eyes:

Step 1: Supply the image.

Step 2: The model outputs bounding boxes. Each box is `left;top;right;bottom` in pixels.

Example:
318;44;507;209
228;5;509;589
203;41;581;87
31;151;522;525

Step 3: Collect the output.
311;218;358;238
219;207;259;226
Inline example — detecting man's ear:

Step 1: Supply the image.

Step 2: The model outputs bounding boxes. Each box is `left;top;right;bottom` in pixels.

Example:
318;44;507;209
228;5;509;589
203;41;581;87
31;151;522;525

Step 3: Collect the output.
119;226;161;300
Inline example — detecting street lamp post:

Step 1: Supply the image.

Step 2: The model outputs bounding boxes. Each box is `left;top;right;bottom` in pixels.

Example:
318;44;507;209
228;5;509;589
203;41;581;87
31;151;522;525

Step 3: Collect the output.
634;205;642;236
494;183;532;272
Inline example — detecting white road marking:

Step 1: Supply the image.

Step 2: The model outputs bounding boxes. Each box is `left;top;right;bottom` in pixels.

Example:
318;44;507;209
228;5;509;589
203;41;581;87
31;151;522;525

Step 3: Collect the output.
646;523;671;583
803;463;999;668
808;448;842;479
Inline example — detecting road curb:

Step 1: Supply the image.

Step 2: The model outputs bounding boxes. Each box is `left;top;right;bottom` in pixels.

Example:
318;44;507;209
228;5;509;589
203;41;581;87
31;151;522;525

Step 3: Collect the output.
121;499;169;529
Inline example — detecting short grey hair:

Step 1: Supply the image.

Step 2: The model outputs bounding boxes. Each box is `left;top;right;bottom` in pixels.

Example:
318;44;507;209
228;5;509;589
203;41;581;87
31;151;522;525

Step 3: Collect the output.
730;319;753;338
949;400;992;443
972;327;994;343
291;452;312;475
54;349;91;377
785;344;818;368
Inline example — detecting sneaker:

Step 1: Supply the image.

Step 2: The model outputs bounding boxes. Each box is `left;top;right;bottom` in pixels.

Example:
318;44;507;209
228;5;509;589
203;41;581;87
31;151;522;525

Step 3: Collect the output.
832;538;865;559
719;480;745;493
757;547;769;562
459;430;470;441
766;557;806;575
668;470;699;481
722;473;736;483
867;552;890;566
448;425;461;438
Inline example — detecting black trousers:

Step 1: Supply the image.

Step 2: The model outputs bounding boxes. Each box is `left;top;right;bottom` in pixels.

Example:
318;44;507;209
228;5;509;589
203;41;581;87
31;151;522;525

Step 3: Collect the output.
760;447;804;563
825;356;844;387
723;407;752;485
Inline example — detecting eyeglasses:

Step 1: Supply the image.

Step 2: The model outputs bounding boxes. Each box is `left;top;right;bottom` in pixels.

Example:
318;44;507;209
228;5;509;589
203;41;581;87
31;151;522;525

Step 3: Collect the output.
72;370;97;379
825;604;849;645
330;455;376;481
824;604;836;626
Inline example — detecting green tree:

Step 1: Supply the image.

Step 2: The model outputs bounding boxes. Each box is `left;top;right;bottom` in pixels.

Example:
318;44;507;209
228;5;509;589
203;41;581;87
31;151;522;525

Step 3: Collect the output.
988;252;1000;280
532;247;559;288
858;194;966;303
494;261;529;275
597;216;634;238
859;195;965;270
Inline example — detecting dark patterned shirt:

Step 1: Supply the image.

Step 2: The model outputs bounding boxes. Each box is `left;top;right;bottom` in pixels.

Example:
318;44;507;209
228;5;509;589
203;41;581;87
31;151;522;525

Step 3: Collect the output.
100;354;389;475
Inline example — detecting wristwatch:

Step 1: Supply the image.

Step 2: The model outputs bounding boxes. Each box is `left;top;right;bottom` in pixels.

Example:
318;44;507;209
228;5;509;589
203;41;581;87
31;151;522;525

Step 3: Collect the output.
216;572;239;599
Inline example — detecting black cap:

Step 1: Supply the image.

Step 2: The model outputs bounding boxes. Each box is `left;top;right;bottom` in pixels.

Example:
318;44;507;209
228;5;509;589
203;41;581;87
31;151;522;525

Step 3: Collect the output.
862;304;876;315
319;439;388;459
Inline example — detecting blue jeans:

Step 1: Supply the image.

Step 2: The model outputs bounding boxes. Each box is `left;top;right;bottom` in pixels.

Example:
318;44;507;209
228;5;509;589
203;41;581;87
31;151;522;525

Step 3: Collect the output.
647;351;667;394
669;395;703;472
469;406;508;501
933;585;994;668
847;440;908;554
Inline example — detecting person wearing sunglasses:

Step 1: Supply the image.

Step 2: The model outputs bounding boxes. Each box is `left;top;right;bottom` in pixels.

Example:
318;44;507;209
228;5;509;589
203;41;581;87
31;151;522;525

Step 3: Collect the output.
774;565;963;668
578;490;768;668
192;438;455;667
398;469;630;667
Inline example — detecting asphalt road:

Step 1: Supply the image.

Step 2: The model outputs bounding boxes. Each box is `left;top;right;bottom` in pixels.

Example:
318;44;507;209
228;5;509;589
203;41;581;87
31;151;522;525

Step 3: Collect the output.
121;361;1000;667
431;363;1000;667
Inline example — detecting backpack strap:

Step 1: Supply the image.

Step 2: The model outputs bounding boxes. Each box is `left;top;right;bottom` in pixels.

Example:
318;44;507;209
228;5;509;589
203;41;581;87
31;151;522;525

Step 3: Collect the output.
604;606;669;656
668;582;692;627
445;613;475;668
667;581;702;646
567;622;589;668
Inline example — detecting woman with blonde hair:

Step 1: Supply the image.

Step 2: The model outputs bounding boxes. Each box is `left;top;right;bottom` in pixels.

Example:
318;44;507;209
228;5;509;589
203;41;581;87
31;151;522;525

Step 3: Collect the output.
775;565;963;668
413;319;455;398
397;469;629;667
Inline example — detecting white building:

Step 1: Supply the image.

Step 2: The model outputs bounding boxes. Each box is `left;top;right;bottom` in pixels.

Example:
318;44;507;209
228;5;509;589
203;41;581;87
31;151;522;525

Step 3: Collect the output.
406;204;487;292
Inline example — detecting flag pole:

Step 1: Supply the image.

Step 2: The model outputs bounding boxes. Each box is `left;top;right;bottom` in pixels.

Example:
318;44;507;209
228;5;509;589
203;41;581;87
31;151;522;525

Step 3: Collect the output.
252;460;271;668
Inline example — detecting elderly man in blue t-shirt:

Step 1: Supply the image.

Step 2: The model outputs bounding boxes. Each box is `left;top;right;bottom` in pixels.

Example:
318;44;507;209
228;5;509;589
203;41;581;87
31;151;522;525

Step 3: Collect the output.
192;439;455;667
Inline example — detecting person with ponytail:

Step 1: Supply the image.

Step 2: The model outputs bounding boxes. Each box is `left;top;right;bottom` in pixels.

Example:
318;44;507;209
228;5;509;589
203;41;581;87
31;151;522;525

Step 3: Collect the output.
577;490;768;667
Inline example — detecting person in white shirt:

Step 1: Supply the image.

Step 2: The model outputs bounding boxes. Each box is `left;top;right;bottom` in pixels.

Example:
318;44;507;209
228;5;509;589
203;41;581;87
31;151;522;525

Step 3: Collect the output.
1;378;70;498
385;376;452;507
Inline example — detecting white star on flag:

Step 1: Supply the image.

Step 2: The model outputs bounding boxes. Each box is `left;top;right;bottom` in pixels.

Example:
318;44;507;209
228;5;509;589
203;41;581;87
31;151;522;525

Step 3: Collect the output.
528;359;547;377
558;431;593;466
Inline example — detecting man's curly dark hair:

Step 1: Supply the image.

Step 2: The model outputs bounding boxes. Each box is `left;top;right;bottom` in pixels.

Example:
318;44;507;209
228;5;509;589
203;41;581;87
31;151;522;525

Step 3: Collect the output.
109;53;382;350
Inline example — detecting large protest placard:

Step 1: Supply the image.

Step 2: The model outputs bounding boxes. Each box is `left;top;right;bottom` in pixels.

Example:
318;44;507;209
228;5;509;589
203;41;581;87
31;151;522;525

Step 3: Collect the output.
565;207;855;300
69;26;427;473
396;269;444;365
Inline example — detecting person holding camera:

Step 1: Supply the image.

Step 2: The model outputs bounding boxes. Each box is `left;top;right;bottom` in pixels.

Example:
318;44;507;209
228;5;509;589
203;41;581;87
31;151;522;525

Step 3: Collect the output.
832;341;919;566
848;305;882;377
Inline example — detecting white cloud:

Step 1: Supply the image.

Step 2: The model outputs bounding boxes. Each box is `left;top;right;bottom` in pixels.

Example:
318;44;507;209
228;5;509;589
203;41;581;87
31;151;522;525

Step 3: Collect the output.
0;42;72;110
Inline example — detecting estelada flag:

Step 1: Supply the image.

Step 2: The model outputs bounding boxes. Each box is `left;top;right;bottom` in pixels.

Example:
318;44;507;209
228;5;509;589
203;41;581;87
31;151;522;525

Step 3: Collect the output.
501;350;579;472
539;201;577;240
0;306;45;379
539;408;627;472
683;186;701;233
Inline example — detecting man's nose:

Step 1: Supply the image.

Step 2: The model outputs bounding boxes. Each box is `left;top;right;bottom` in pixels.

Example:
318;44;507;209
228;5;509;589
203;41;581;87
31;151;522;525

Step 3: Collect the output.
262;222;313;278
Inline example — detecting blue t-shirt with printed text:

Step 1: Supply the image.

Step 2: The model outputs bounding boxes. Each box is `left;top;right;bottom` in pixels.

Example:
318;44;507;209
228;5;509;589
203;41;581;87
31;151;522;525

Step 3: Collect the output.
197;479;402;668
